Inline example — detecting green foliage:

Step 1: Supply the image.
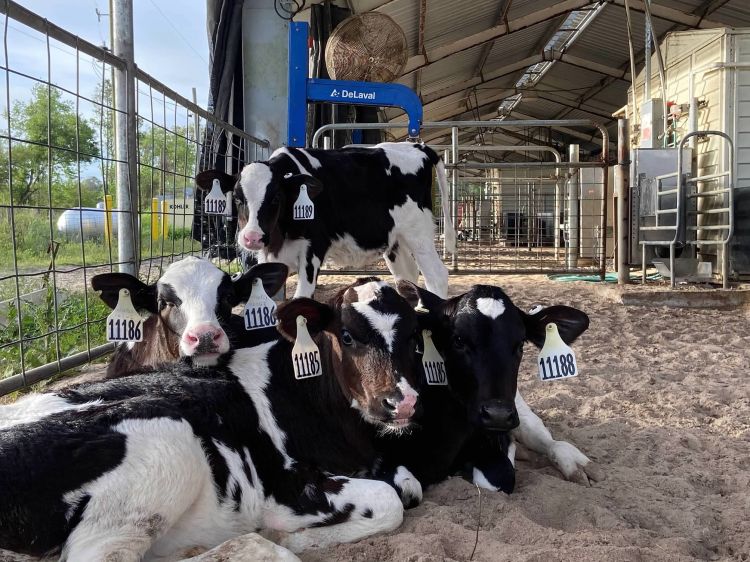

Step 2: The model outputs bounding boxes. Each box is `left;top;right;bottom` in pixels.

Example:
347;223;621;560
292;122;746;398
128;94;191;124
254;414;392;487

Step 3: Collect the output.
0;287;110;379
0;84;100;207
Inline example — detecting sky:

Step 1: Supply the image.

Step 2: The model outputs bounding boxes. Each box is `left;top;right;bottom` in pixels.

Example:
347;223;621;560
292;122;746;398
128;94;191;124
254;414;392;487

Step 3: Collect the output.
7;0;210;109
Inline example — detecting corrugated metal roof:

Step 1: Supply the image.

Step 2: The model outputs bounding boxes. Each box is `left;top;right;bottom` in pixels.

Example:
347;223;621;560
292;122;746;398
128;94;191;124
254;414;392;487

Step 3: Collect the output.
297;0;750;152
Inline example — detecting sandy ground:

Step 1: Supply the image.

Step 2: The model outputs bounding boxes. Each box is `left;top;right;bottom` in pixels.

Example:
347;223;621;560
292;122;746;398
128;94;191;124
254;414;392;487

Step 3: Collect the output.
7;272;750;561
303;273;750;562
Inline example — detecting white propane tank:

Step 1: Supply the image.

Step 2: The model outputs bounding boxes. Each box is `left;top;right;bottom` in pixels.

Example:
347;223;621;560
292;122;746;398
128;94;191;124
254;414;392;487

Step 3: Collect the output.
56;204;119;239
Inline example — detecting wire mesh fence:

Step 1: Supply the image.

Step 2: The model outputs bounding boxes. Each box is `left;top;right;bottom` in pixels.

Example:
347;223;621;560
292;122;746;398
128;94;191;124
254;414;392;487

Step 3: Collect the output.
0;0;269;395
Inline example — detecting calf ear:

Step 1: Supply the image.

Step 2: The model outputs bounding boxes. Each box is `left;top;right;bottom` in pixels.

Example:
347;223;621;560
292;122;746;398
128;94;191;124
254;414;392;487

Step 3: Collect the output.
91;273;158;314
275;298;334;342
195;169;236;194
230;263;289;305
396;280;461;321
523;305;590;348
283;174;324;199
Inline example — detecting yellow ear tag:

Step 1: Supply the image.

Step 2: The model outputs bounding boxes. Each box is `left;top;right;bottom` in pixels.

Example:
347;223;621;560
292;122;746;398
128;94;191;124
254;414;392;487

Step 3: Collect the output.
538;322;578;382
106;288;144;342
205;178;230;216
243;278;277;330
422;330;447;386
291;316;322;379
292;184;315;220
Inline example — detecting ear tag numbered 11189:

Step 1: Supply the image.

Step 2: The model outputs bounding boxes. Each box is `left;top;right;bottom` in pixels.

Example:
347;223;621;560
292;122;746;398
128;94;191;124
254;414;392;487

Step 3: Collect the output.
106;288;143;343
537;322;578;382
243;278;277;330
421;329;447;386
292;316;322;380
292;185;315;221
204;178;231;216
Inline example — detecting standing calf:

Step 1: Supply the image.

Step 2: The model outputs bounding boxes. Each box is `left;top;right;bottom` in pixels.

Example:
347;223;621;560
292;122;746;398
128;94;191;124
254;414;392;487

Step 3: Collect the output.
196;142;457;298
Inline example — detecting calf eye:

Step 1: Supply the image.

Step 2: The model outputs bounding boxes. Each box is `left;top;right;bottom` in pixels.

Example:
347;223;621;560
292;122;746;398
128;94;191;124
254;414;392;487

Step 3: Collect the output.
453;335;466;350
341;329;354;346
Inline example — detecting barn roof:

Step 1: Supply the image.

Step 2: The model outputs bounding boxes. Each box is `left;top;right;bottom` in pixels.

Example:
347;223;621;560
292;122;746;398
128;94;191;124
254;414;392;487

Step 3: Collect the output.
297;0;750;157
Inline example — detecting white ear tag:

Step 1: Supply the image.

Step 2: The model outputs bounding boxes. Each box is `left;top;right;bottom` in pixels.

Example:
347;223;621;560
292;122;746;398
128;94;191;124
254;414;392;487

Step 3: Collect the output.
204;178;229;215
292;185;315;220
414;299;430;314
537;322;578;382
106;288;144;342
292;316;322;379
421;330;447;385
243;278;277;330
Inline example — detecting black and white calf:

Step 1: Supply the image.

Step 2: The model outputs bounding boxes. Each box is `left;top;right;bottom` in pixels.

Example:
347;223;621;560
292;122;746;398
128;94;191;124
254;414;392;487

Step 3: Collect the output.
195;142;457;299
0;298;417;559
393;282;600;492
91;257;288;378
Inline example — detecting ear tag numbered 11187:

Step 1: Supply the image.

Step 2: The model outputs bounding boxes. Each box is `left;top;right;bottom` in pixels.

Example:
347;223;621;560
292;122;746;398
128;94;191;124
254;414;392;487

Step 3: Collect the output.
421;329;447;386
204;178;231;216
292;185;315;221
292;316;322;380
106;288;144;343
243;278;277;330
537;322;578;382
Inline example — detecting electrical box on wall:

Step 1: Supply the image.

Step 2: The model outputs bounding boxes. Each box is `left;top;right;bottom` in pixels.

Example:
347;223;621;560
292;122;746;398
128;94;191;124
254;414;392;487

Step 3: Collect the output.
639;99;664;148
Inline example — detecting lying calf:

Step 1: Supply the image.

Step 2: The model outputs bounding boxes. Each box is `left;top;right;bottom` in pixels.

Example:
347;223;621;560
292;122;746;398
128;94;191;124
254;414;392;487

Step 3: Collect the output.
0;302;411;559
92;256;288;377
394;281;600;492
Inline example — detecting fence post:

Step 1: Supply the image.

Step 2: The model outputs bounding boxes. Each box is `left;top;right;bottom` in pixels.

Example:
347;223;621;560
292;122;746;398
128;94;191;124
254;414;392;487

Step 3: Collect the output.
567;144;580;269
616;118;631;284
113;0;139;276
451;126;459;271
104;194;113;244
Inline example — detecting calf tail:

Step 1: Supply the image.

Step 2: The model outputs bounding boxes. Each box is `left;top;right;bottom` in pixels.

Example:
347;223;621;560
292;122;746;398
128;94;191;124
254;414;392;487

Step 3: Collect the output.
435;159;456;254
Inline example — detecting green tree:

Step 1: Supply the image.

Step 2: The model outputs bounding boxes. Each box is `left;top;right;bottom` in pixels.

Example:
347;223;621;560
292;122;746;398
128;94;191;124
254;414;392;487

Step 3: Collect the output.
1;84;99;207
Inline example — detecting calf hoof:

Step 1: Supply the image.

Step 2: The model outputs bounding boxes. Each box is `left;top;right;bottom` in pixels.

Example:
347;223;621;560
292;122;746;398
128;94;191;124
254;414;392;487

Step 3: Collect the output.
393;466;423;508
548;440;604;486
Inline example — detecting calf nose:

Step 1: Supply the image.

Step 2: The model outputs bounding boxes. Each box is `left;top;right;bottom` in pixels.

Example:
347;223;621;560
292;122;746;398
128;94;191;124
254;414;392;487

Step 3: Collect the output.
382;392;417;420
240;230;264;250
479;401;519;431
182;324;227;354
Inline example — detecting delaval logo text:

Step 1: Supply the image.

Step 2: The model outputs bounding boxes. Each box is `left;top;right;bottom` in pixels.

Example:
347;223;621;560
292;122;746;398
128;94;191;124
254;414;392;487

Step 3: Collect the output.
329;88;376;101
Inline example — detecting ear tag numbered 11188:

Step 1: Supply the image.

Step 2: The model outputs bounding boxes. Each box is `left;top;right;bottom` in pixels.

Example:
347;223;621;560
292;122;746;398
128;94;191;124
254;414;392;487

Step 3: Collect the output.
106;288;143;343
204;178;231;216
421;330;447;386
537;322;578;382
292;316;322;380
292;185;315;221
243;278;277;330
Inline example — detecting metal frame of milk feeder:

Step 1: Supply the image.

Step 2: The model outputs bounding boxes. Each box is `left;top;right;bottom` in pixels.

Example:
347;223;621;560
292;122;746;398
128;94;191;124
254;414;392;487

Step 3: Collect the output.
286;21;423;147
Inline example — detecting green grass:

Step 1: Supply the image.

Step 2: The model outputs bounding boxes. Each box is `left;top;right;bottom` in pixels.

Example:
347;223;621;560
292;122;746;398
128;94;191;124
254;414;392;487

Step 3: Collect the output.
0;287;110;379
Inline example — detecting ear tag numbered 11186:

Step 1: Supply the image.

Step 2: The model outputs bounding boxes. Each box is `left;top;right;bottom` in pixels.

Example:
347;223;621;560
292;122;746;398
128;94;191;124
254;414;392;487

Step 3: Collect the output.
204;178;232;216
421;329;447;386
292;185;315;221
537;322;578;382
243;278;277;330
292;316;322;380
106;288;144;343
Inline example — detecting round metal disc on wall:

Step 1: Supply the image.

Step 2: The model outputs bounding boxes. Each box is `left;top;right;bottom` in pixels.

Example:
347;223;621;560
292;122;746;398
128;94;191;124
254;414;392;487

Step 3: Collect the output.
325;12;408;83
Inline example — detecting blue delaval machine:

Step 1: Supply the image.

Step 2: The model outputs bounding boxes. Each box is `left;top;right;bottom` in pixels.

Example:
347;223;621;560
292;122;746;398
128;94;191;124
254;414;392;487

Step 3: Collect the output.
286;21;423;147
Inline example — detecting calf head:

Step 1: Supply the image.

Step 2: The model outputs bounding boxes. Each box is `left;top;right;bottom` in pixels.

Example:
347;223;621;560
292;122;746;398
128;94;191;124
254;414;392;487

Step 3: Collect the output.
92;257;288;367
195;165;323;254
275;278;422;433
398;282;589;432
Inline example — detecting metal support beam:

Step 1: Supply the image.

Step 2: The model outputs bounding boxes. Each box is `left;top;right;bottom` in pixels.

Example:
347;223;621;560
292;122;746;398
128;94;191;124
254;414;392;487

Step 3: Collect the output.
616;118;630;284
609;0;723;28
113;0;139;276
402;0;595;76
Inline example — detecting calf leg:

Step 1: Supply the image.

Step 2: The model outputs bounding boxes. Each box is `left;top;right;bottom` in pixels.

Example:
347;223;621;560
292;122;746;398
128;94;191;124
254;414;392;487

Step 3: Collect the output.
512;391;603;485
383;239;419;285
400;237;449;299
293;245;324;298
269;475;403;553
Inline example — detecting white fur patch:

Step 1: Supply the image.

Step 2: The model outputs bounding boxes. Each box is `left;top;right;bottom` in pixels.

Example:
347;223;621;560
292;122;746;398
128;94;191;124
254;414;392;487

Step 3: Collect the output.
507;441;517;468
351;280;388;303
297;148;322;169
230;343;295;470
0;394;103;429
377;142;427;177
476;297;506;319
272;147;308;175
396;377;418;403
351;301;399;353
393;465;422;506
239;162;274;236
472;467;500;492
